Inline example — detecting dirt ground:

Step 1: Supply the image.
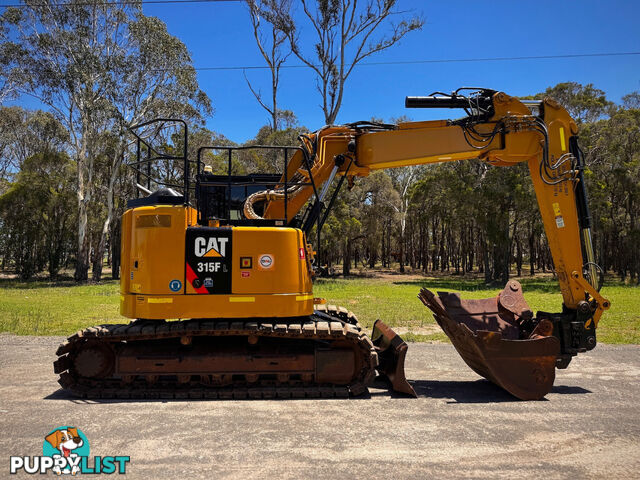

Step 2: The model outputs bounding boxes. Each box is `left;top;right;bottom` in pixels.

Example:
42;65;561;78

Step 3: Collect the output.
1;334;639;479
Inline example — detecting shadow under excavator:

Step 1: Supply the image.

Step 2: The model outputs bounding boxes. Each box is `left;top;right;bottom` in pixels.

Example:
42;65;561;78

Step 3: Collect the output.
44;388;370;404
45;380;590;404
370;377;591;403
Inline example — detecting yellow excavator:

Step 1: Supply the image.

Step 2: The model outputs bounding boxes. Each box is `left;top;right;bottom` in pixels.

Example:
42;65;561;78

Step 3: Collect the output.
54;88;610;400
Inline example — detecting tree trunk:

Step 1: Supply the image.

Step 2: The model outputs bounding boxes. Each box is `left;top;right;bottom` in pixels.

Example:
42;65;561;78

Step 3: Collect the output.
516;235;522;277
528;225;536;275
439;222;445;272
467;223;474;272
368;243;376;268
399;230;405;273
111;221;121;280
74;199;90;281
74;136;92;282
342;238;351;276
93;155;120;282
482;238;491;283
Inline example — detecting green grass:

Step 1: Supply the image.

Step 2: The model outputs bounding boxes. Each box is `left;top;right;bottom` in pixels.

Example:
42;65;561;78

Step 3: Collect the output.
0;278;122;335
0;274;637;344
313;275;639;344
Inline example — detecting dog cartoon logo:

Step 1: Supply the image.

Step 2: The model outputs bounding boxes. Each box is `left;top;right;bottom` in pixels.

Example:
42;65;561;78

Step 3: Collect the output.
43;427;89;475
10;427;129;475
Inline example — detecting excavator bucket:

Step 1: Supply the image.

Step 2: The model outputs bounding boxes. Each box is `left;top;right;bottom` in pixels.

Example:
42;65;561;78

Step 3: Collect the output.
419;281;560;400
371;320;417;397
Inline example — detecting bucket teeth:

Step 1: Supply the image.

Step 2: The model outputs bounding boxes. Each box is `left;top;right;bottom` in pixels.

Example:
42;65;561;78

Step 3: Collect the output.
419;281;560;400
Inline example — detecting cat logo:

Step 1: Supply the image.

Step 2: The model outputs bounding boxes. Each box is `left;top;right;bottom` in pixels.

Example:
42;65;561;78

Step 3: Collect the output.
186;229;232;294
194;236;228;258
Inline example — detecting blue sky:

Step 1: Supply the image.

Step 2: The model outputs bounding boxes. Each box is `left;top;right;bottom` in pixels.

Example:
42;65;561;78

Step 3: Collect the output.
6;0;640;143
142;0;640;142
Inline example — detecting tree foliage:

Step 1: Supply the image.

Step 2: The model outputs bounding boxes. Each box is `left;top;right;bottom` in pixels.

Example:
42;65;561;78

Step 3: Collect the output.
1;1;210;281
0;150;76;279
528;82;615;123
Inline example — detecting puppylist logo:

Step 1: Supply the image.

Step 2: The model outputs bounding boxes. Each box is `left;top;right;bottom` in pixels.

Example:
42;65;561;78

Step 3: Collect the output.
9;426;130;475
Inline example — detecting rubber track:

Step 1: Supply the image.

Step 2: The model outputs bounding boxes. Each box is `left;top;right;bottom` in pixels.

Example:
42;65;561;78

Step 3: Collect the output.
53;305;378;400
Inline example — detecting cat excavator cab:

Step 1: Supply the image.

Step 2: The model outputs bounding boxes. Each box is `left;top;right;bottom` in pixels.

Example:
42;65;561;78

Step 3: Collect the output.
54;89;609;400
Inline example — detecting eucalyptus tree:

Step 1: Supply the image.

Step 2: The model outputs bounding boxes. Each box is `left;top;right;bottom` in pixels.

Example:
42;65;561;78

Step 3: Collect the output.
1;1;211;281
0;18;19;103
0;106;68;184
583;107;640;281
92;14;211;281
264;0;423;125
353;170;399;269
622;91;640;110
0;151;75;279
245;0;292;131
529;82;615;124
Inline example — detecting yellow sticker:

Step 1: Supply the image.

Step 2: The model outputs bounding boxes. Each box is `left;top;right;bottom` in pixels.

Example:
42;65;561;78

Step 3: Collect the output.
296;294;314;302
229;296;255;303
552;202;562;217
559;127;566;152
147;297;173;304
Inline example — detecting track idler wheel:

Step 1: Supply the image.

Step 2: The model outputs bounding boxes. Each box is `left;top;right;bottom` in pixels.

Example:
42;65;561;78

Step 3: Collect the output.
419;280;560;400
371;320;417;397
72;341;115;379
